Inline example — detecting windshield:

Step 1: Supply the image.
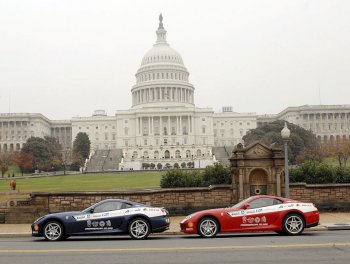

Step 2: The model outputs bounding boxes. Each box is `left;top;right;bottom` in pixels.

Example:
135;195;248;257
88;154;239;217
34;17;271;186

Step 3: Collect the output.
231;197;250;209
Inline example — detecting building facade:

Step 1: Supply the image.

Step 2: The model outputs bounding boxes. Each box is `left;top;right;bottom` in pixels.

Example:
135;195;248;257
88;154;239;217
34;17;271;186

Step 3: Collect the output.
257;105;350;143
1;16;350;170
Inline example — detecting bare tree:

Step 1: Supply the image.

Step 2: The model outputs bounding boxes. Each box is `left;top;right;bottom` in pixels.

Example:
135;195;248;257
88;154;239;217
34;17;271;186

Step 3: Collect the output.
12;151;35;176
0;153;12;177
323;139;350;167
61;148;72;175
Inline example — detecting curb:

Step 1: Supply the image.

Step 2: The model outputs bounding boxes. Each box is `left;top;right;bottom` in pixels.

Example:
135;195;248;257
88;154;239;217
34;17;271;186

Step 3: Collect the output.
0;227;338;238
0;233;31;238
325;224;350;231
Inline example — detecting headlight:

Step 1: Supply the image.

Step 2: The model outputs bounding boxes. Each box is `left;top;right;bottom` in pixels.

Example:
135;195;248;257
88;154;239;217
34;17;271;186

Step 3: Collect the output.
33;216;44;223
185;213;197;220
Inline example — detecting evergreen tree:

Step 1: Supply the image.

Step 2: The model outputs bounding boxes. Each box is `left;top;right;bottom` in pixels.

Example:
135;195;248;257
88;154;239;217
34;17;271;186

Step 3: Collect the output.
73;132;91;160
243;120;319;164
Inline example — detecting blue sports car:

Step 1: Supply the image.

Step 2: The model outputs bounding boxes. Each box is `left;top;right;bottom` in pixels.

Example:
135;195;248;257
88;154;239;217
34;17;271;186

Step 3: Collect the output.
31;199;170;241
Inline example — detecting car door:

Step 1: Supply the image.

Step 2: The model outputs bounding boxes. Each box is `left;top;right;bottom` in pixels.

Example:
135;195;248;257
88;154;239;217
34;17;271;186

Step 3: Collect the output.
69;201;126;234
88;201;126;233
228;197;282;232
240;197;283;231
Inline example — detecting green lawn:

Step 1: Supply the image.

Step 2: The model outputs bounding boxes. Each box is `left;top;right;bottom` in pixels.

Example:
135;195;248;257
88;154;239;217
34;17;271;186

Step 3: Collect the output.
0;172;163;192
324;157;341;167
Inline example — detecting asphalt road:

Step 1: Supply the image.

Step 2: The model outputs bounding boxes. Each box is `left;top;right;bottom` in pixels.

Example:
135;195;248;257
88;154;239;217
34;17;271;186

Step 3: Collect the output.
0;231;349;264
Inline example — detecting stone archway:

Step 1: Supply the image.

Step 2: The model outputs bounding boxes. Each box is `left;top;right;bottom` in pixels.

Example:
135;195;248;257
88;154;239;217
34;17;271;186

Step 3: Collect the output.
230;141;284;202
249;169;268;195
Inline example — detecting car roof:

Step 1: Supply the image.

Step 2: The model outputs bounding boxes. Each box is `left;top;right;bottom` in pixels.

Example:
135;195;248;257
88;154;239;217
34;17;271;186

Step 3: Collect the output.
249;195;296;202
94;199;146;206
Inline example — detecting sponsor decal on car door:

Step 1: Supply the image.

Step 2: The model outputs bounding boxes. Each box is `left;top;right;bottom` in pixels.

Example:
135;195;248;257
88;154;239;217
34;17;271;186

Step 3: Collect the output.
227;206;278;231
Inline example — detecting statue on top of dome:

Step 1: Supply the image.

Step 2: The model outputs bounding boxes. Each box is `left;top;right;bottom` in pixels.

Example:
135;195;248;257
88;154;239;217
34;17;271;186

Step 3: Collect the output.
158;13;164;29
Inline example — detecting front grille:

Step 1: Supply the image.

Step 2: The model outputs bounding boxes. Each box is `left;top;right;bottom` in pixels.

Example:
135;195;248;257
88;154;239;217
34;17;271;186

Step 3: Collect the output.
180;223;185;230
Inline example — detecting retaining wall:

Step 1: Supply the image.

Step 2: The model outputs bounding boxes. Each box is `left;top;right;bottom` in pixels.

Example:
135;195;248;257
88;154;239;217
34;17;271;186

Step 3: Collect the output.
3;183;350;223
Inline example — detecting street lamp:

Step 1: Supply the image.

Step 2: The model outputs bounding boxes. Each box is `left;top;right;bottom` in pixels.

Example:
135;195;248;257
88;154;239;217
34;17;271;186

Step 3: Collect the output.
281;122;291;198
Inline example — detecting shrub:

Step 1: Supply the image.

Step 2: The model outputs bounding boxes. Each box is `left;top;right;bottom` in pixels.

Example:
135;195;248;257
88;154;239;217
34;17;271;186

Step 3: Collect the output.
174;163;179;169
181;162;186;168
334;167;350;183
142;163;150;169
160;169;204;188
202;163;231;185
187;161;194;168
289;160;350;184
157;163;163;169
160;164;233;188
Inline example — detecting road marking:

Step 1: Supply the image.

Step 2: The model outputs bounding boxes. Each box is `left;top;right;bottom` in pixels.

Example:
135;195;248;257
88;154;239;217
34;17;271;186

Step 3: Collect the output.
1;242;350;253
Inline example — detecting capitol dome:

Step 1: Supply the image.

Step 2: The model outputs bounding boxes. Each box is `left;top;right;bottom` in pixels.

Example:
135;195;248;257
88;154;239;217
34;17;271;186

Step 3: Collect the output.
131;14;195;109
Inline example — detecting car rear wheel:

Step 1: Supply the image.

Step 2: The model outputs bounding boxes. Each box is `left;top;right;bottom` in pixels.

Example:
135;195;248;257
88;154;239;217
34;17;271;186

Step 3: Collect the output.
128;218;150;239
198;217;219;238
283;214;305;235
43;221;65;241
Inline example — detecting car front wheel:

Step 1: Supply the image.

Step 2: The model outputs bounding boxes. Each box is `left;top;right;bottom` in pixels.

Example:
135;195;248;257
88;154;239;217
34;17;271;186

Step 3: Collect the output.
128;218;150;239
198;217;219;238
283;214;305;235
43;221;65;241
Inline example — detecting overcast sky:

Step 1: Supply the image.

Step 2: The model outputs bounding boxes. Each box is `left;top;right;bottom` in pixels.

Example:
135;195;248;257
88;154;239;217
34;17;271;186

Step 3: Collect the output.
0;0;349;120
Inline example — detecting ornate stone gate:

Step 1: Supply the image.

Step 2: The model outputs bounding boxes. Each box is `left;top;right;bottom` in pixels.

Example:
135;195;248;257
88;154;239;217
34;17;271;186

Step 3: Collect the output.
229;141;285;202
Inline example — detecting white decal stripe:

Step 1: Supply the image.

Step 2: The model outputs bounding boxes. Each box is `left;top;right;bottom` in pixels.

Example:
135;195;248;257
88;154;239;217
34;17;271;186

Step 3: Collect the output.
228;203;317;218
73;207;166;221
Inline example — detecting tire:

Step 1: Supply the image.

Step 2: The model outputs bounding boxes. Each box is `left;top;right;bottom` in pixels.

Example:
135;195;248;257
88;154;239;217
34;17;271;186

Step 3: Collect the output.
197;217;219;238
282;214;305;236
43;221;65;241
128;218;151;239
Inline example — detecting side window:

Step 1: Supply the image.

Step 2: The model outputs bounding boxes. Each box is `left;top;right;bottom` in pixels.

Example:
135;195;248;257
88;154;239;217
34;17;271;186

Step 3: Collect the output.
93;202;123;213
248;198;279;209
121;203;133;209
272;199;283;205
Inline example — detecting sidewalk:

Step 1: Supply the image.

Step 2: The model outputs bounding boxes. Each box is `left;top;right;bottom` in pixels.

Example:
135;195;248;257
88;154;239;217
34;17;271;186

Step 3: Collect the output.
0;213;349;238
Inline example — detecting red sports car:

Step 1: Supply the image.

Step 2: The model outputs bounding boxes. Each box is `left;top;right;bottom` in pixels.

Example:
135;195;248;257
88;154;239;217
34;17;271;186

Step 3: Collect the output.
180;195;319;238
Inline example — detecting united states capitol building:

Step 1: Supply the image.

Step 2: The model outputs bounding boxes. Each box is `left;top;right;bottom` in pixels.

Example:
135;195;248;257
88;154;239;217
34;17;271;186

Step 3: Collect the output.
1;15;350;170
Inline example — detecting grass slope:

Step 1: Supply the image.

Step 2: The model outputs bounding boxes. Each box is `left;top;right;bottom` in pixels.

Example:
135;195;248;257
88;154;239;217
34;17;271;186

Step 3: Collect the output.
0;172;163;192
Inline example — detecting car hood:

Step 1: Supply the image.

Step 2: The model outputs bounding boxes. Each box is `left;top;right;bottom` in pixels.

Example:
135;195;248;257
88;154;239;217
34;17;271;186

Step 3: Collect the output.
186;207;237;219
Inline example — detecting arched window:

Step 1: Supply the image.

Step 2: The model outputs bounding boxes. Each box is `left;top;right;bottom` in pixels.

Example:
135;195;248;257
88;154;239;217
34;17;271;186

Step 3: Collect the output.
175;150;180;158
143;151;148;159
336;135;341;143
164;150;170;159
196;149;202;157
154;151;159;159
132;151;138;159
186;150;191;158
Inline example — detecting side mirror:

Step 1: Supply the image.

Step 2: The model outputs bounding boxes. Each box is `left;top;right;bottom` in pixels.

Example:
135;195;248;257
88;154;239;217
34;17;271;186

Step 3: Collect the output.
242;203;250;210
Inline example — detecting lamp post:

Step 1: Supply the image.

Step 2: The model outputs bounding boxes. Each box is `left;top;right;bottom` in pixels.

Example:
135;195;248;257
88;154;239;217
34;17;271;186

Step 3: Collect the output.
281;122;291;198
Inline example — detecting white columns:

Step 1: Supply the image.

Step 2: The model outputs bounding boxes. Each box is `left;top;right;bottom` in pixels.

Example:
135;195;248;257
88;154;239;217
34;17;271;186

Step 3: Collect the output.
148;116;151;135
160;116;163;135
187;115;190;134
168;116;170;135
179;116;182;135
